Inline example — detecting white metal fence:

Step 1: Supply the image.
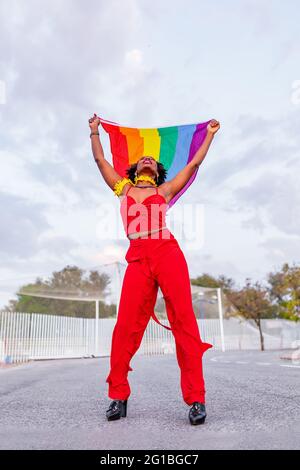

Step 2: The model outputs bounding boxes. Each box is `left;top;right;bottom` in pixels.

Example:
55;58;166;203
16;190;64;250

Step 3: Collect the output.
223;317;300;350
0;311;300;364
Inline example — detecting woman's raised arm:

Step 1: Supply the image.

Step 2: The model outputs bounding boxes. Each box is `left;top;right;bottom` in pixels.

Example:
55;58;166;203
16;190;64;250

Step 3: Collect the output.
160;119;220;202
89;113;122;190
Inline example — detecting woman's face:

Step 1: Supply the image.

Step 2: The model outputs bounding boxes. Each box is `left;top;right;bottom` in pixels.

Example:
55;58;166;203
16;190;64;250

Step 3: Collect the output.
136;156;158;175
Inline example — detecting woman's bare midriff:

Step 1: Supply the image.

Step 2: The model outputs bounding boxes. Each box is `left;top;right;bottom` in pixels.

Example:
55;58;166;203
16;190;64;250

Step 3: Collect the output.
127;226;169;239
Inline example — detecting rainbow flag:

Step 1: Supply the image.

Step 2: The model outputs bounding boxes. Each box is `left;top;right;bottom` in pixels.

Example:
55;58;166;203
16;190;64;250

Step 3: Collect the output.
99;116;211;208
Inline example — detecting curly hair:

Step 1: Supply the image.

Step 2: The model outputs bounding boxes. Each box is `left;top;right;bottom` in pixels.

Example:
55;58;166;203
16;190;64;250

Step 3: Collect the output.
125;158;167;186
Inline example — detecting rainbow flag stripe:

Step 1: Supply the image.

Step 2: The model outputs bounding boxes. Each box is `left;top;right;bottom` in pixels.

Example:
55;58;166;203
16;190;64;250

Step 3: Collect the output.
99;116;211;208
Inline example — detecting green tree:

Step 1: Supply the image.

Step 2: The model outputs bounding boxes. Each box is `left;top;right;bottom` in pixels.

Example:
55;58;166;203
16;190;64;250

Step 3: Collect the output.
3;265;116;318
226;279;277;350
191;273;235;290
267;263;300;322
191;273;237;318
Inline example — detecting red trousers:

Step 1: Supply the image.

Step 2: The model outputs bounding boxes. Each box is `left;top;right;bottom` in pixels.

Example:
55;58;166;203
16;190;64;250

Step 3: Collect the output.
105;230;213;405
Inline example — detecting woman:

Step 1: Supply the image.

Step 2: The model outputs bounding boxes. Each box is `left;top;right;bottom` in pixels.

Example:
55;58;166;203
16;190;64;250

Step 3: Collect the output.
89;113;220;425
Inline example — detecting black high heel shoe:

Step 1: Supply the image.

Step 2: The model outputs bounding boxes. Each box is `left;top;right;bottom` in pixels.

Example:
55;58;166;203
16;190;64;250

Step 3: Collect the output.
188;402;206;425
106;399;128;421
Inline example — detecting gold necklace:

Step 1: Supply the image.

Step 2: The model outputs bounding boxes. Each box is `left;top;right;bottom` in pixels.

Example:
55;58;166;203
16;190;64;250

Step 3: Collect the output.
113;174;157;197
134;174;157;186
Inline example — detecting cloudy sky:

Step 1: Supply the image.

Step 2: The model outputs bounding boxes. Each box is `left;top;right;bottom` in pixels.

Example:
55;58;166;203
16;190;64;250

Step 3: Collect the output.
0;0;299;308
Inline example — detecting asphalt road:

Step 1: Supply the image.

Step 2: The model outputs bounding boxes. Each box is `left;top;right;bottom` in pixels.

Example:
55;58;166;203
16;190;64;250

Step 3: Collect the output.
0;350;299;450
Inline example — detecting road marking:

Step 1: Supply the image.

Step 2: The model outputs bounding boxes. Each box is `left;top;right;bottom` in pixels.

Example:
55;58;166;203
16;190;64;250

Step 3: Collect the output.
280;364;300;368
210;357;300;368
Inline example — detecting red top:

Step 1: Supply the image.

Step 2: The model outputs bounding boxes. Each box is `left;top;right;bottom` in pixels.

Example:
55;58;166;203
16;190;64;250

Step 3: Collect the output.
120;185;168;238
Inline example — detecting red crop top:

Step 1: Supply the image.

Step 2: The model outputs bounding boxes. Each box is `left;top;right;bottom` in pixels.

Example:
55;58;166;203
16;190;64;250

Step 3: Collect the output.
120;185;168;238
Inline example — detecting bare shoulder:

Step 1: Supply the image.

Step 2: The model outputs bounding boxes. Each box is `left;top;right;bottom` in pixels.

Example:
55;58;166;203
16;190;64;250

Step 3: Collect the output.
157;181;173;204
122;182;132;195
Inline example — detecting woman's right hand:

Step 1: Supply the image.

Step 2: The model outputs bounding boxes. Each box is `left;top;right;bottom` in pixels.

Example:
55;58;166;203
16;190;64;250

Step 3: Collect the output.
88;113;101;131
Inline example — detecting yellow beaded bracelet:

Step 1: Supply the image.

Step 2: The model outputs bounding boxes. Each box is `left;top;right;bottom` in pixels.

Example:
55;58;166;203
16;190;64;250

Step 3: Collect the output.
113;177;134;196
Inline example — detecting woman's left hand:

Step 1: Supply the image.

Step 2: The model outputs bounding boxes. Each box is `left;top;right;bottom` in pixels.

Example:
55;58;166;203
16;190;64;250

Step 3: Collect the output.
207;119;220;134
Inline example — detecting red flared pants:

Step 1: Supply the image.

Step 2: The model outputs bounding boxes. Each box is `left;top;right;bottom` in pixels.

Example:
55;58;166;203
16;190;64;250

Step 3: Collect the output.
105;230;213;405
